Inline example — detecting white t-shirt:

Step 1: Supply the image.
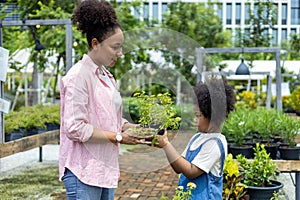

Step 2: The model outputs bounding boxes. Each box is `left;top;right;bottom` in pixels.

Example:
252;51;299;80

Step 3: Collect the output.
98;70;122;116
181;133;227;177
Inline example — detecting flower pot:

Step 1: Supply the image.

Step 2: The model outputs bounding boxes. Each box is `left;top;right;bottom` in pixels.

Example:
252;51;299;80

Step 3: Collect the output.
246;180;283;200
46;123;60;131
25;127;46;136
229;144;254;159
264;144;279;160
279;146;300;160
9;130;24;141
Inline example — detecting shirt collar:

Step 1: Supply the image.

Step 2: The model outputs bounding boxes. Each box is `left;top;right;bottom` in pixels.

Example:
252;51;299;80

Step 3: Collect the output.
82;54;114;78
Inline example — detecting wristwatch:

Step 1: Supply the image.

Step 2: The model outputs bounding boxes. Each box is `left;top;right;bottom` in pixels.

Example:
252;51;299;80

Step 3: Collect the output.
116;132;122;143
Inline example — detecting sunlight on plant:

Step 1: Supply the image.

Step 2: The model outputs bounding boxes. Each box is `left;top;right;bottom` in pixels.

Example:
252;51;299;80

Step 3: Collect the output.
236;91;258;109
133;91;181;130
236;144;278;187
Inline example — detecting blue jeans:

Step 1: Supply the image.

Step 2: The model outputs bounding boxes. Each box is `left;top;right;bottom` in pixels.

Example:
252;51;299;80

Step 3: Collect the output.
62;168;115;200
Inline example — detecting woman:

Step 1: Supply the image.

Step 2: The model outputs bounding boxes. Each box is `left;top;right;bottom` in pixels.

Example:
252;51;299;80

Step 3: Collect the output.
59;1;144;199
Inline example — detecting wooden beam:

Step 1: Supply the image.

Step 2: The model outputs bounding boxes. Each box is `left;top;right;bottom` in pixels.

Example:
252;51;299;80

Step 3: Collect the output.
0;130;59;158
273;160;300;172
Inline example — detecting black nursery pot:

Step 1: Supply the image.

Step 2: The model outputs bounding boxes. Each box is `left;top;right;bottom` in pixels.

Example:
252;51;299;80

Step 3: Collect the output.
279;146;300;160
229;144;254;159
247;180;283;200
264;144;279;160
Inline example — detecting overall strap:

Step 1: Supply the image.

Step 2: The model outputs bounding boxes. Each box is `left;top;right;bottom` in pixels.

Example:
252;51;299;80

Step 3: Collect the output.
215;138;225;176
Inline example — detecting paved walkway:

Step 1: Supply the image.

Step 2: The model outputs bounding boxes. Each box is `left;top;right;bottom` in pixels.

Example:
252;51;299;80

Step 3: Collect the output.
0;130;297;200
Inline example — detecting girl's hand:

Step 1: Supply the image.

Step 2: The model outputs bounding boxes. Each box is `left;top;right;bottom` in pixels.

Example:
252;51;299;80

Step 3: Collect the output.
156;129;169;148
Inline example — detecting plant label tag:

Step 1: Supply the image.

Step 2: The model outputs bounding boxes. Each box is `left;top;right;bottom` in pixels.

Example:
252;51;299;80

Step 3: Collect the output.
0;47;9;82
0;98;10;114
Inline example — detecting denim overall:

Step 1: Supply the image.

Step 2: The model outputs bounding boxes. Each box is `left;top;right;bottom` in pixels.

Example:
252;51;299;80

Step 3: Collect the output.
178;133;225;200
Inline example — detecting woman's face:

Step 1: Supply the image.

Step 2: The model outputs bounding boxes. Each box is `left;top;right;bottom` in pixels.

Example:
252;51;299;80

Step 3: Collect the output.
90;27;124;67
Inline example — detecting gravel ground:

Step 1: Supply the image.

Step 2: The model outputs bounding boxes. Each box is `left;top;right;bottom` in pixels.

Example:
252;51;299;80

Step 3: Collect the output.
0;144;297;200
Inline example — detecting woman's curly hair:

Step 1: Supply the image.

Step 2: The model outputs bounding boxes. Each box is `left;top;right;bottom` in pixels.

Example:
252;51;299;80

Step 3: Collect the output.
72;0;121;49
193;74;235;127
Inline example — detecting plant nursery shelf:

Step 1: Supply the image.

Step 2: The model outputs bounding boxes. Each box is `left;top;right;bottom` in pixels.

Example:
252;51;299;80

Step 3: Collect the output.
0;130;59;158
273;160;300;172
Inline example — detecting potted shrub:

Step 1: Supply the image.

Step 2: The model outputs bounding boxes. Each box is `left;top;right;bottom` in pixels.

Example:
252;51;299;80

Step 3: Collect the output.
4;111;25;141
129;91;181;145
20;105;47;136
43;104;60;131
255;108;280;159
223;108;253;158
236;144;283;200
277;114;300;160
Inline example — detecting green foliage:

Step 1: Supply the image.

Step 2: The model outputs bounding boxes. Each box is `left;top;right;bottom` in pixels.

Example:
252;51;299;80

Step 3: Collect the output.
236;144;278;187
222;107;300;147
291;86;300;112
222;107;250;146
132;91;181;130
276;114;300;147
4;104;60;134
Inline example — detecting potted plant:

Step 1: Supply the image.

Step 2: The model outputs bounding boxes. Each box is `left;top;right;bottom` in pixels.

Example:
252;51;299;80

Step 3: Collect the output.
277;114;300;160
255;108;280;159
129;91;181;145
43;104;60;131
223;107;253;158
222;154;248;200
4;111;25;141
236;144;283;200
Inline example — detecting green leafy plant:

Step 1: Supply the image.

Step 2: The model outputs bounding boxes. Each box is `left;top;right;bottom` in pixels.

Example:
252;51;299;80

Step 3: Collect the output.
277;113;300;148
255;107;281;144
129;91;181;145
222;154;247;200
236;144;278;187
222;108;250;146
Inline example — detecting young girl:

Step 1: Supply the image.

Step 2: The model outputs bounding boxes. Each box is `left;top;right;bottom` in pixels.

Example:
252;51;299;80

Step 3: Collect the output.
157;74;235;199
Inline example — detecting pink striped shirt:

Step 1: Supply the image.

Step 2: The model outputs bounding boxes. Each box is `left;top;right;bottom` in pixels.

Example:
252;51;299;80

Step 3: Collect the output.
59;54;122;188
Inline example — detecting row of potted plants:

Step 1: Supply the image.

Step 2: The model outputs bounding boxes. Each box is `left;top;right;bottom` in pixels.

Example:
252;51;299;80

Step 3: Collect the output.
4;104;60;142
222;106;300;160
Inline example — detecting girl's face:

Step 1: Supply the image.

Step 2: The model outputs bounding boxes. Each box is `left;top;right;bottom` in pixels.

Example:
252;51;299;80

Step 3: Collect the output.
193;105;210;133
90;27;124;67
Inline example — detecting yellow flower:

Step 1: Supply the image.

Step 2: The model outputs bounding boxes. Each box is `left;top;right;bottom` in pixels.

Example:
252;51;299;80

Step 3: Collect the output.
133;92;140;97
187;182;196;189
175;117;181;122
177;186;184;190
224;188;230;195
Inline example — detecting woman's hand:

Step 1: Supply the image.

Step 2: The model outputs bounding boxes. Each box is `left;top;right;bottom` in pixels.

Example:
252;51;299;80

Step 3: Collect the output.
122;122;141;132
156;129;170;148
120;128;149;145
